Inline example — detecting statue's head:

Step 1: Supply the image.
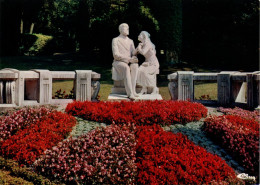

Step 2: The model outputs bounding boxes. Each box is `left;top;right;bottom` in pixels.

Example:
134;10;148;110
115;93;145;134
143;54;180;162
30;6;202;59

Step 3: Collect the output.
119;23;129;36
138;31;150;43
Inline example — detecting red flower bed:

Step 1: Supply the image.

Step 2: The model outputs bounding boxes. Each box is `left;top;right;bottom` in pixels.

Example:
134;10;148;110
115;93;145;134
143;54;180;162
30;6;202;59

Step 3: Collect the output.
136;124;241;185
0;111;76;165
0;107;52;142
65;100;207;125
34;124;137;184
203;115;259;177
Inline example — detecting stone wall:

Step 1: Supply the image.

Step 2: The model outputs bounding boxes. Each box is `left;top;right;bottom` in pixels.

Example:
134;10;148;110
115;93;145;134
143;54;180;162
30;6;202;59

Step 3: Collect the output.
0;69;100;110
168;71;260;109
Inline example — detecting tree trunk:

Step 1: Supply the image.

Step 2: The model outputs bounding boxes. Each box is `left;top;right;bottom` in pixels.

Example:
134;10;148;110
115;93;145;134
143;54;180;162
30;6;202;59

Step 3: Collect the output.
20;19;23;34
29;23;34;34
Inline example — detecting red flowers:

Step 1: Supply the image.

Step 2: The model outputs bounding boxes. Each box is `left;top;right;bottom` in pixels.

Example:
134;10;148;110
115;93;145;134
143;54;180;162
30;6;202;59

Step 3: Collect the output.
65;100;208;125
0;111;76;165
136;124;238;185
203;114;259;177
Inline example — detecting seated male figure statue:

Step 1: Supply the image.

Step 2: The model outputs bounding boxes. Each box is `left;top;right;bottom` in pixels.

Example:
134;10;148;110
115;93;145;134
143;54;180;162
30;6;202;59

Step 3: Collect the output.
112;23;139;100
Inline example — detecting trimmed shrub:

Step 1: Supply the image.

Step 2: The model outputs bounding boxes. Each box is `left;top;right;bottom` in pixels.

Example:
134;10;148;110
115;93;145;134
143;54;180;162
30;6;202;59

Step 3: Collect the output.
0;156;58;185
34;124;137;184
65;100;208;125
203;114;259;177
20;33;53;55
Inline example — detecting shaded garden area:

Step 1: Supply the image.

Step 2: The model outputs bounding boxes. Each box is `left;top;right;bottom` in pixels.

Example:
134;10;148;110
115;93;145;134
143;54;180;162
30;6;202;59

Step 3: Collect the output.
0;0;258;71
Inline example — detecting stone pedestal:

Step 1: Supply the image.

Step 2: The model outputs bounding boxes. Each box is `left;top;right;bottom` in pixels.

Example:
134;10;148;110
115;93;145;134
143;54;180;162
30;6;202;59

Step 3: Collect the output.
108;93;163;101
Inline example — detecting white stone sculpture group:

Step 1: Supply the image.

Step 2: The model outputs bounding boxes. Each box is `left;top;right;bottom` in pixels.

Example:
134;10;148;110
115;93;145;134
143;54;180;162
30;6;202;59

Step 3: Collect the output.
112;23;160;100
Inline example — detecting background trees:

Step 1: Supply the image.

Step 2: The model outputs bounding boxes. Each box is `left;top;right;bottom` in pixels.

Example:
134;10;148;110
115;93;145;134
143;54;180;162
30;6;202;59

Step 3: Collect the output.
0;0;258;70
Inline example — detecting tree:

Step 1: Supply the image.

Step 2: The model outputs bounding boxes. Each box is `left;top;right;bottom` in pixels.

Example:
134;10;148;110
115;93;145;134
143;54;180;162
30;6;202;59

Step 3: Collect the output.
182;0;258;70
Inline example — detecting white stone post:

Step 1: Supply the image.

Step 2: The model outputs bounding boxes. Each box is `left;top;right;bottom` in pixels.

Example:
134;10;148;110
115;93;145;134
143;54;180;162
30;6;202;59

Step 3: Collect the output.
177;71;194;101
168;73;178;100
75;70;92;101
247;72;260;109
217;72;236;106
233;82;247;103
0;81;3;104
255;73;260;109
5;81;15;104
16;71;25;106
0;69;19;106
32;70;52;104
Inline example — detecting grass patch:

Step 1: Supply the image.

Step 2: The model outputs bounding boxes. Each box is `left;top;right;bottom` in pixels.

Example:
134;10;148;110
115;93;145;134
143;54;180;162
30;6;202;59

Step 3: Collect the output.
194;82;217;100
52;80;74;99
52;81;171;101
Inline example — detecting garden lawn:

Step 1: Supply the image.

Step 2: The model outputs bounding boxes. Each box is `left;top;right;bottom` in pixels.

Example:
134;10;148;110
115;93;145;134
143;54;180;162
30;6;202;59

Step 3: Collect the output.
52;81;217;101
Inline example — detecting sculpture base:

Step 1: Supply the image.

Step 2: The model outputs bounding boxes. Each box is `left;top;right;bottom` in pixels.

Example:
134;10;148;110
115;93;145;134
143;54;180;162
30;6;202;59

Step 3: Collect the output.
107;93;163;101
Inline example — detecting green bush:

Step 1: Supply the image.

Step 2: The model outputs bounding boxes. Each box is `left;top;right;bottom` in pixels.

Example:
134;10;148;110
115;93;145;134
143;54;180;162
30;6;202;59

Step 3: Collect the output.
0;169;34;185
0;156;61;185
19;33;53;56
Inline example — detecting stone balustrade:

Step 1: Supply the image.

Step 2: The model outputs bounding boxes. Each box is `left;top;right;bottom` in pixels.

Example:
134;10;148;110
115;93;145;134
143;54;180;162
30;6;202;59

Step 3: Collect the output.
168;71;260;109
0;69;100;110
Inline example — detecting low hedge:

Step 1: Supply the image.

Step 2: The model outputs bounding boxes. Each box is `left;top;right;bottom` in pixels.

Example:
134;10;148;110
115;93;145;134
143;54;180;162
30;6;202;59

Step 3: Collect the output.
0;156;60;185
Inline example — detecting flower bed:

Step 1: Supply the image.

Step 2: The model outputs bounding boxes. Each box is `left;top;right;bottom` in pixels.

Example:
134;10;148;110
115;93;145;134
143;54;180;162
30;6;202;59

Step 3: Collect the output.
203;114;259;177
219;107;259;121
65;100;207;125
0;107;52;142
0;111;76;165
136;124;240;185
34;124;137;184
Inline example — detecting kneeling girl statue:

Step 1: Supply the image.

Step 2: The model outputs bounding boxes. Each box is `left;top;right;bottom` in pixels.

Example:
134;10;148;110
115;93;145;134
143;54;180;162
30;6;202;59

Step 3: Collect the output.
134;31;160;95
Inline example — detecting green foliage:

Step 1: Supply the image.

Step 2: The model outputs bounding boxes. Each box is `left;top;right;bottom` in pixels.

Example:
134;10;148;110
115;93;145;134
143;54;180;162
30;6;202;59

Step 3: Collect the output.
0;169;33;185
0;156;60;185
143;0;182;62
19;33;53;56
182;0;258;69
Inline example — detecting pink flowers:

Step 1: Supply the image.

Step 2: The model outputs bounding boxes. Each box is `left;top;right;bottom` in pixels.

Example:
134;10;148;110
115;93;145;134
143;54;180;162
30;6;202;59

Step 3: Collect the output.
0;107;52;142
34;124;137;184
203;111;259;177
65;100;208;125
